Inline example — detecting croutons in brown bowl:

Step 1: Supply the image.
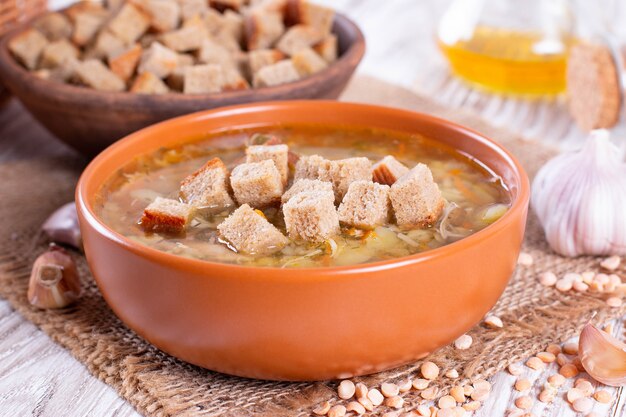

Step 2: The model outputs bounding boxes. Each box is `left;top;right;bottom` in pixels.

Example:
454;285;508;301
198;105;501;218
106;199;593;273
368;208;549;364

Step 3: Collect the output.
0;0;364;156
76;101;530;381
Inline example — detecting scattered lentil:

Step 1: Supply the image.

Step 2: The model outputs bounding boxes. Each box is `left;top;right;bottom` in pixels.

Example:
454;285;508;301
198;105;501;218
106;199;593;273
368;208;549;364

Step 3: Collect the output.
338;380;355;400
581;271;595;284
560;363;579;378
567;388;584;403
538;389;555;403
563;342;579;355
473;379;492;392
463;401;481;412
556;353;570;366
463;385;474;396
412;379;430;390
508;363;524;375
417;404;431;416
526;357;545;370
564;272;582;282
328;405;346;417
594;390;612;403
398;379;412;393
539;271;557;286
607;296;623;307
575;379;594;396
536;351;556;363
421;361;440;380
573;281;589;292
446;369;459;379
453;406;466;417
454;334;473;350
313;401;331;416
573;397;593;413
547;373;566;387
346;401;365;415
381;382;400;398
438;395;456;409
515;396;532;410
546;343;562;355
515;378;531;391
355;383;368;399
573;356;585;372
600;255;621;271
450;386;465;403
357;396;374;411
518;252;533;266
421;386;439;400
484;315;503;329
368;388;384;406
437;409;455;417
556;278;573;292
385;396;404;409
471;388;489;401
596;273;610;285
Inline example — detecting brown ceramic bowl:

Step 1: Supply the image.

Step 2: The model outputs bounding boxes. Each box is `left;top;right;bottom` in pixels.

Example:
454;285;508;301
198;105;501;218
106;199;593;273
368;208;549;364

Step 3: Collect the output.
76;101;530;381
0;13;364;157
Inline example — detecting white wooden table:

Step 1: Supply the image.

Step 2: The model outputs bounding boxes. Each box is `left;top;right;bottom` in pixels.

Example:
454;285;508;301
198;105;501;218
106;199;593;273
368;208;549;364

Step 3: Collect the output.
1;1;624;416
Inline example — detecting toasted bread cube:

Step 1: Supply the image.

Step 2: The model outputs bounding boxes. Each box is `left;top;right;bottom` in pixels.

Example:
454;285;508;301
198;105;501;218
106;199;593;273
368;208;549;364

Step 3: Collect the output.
313;34;338;63
390;163;445;229
283;190;339;242
161;24;206;52
281;178;333;204
276;24;324;56
75;59;126;92
217;204;288;255
210;0;244;12
221;66;250;90
327;158;372;202
337;181;390;229
130;71;170;93
372;155;410;186
92;30;127;59
246;144;289;185
247;48;284;74
286;0;334;35
71;12;106;46
183;64;223;93
109;44;143;81
34;12;73;41
138;42;179;78
134;0;181;32
221;10;244;42
166;53;194;90
292;47;327;76
9;29;49;70
252;59;300;87
65;1;109;21
45;57;79;82
244;9;284;50
198;37;236;69
231;160;284;207
40;39;79;69
294;154;330;180
177;0;209;19
180;157;235;212
107;0;126;11
108;4;151;44
141;197;194;233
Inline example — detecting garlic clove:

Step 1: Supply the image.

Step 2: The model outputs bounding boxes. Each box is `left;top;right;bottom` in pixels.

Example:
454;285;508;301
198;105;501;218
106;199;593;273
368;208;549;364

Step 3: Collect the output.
28;244;81;309
42;202;82;250
579;323;626;386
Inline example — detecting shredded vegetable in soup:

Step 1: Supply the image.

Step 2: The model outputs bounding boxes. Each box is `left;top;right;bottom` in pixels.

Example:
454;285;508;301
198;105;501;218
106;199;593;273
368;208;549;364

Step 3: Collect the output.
97;124;511;268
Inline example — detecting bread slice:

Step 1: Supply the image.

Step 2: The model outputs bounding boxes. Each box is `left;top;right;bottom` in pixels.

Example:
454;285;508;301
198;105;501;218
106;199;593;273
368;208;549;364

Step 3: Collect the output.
71;11;107;46
283;190;339;242
372;155;410;186
286;0;334;35
313;34;338;63
246;144;289;185
292;47;327;76
231;159;284;207
244;9;284;50
108;3;151;44
180;157;235;213
109;44;143;82
34;12;73;41
281;178;333;204
40;39;79;69
141;197;194;233
160;24;206;52
9;29;49;70
247;48;284;75
276;24;324;56
337;180;390;229
138;41;179;78
131;71;170;93
134;0;181;33
252;59;300;87
217;204;288;255
390;163;444;229
75;59;126;92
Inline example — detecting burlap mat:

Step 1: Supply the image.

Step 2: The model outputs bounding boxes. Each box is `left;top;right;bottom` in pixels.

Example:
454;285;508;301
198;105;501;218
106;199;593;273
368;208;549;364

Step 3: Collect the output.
0;76;624;417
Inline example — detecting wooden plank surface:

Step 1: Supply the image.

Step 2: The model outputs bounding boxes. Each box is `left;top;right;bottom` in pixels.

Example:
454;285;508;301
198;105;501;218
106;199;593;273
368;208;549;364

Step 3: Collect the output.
1;1;625;416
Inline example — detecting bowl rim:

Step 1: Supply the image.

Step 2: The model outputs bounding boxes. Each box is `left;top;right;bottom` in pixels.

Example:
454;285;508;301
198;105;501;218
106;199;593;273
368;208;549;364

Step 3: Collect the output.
76;100;530;279
0;11;365;106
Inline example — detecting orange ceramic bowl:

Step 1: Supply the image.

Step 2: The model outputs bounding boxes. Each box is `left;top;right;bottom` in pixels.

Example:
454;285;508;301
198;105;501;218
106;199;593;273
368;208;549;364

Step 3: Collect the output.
76;101;530;381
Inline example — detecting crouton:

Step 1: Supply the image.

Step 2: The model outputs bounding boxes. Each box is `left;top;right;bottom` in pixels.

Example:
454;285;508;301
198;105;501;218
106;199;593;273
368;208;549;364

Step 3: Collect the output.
390;163;445;229
65;1;109;22
337;181;390;229
281;178;333;204
247;48;284;74
276;24;324;56
141;197;195;233
294;154;330;180
108;3;151;44
326;158;372;202
92;30;127;59
244;9;284;50
210;0;244;12
71;12;106;46
246;144;289;185
106;0;126;12
203;8;225;34
180;157;235;212
252;59;300;87
221;66;250;90
160;24;206;52
138;42;178;78
217;204;288;255
34;12;73;41
221;10;244;43
292;47;327;76
372;155;410;186
40;39;79;69
131;71;170;93
183;64;223;93
75;59;126;92
230;160;284;207
166;53;194;90
214;30;242;53
109;44;143;81
286;0;334;35
177;0;209;19
313;34;338;63
134;0;181;32
47;57;80;82
283;190;339;242
9;29;49;70
198;37;236;69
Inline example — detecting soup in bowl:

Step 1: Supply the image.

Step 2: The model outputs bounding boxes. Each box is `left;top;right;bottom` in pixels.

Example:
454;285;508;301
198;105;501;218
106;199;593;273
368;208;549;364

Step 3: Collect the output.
76;101;530;381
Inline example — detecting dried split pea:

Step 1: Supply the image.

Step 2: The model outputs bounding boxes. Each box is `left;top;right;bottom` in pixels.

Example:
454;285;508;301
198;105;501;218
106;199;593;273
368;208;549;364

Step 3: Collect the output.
438;395;456;409
562;342;579;355
560;363;579;378
313;401;331;415
454;334;473;350
328;405;346;417
572;397;593;413
539;271;557;286
514;396;532;410
547;373;566;387
381;382;400;398
463;401;481;411
514;378;531;391
346;401;365;415
567;387;584;403
446;369;459;379
421;361;440;380
525;357;545;370
450;385;465;403
484;315;503;329
536;351;556;363
518;252;533;266
593;390;612;403
385;396;404;409
355;382;368;399
412;378;430;390
421;386;439;400
606;296;623;307
508;363;523;375
338;380;355;399
538;389;555;403
368;388;384;406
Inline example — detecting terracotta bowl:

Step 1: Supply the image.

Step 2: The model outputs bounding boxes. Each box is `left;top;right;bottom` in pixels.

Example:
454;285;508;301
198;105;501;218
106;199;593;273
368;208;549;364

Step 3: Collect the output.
76;101;530;381
0;14;364;157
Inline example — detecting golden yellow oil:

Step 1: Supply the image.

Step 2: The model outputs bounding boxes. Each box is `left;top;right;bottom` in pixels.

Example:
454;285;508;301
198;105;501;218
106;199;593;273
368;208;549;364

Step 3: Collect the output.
439;26;573;95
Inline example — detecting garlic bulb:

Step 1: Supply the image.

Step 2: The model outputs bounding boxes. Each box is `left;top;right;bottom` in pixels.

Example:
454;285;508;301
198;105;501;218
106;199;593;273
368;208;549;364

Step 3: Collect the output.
28;244;81;309
532;129;626;257
579;323;626;386
42;202;82;250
